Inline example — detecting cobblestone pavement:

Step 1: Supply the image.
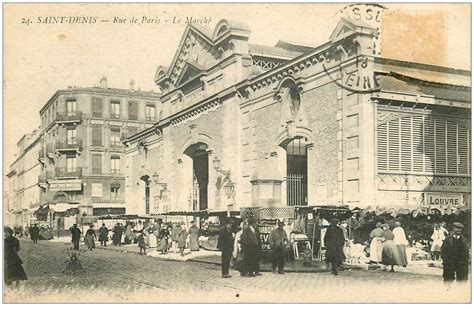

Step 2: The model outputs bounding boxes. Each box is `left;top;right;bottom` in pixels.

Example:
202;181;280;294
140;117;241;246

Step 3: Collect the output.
4;239;470;303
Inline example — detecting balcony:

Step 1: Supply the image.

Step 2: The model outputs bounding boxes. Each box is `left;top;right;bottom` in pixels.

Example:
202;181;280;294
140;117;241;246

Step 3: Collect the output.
55;167;82;179
38;175;48;188
55;111;83;124
109;141;124;149
46;143;55;159
55;138;83;152
38;148;45;163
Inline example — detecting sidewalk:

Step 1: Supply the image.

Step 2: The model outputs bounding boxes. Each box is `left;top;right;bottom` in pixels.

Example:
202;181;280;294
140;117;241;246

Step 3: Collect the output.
44;237;442;275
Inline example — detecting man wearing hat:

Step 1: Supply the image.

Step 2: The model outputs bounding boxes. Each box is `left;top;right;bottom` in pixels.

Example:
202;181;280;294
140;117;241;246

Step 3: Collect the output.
440;222;469;282
324;218;345;275
70;223;81;250
268;221;289;274
217;218;234;278
240;217;262;277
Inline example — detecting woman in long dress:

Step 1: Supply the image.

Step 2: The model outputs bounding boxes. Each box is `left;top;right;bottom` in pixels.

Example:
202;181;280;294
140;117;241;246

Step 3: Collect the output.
4;227;27;287
85;224;96;251
430;224;445;260
157;226;170;254
369;222;384;264
380;224;398;272
178;223;188;257
188;221;200;251
392;221;408;267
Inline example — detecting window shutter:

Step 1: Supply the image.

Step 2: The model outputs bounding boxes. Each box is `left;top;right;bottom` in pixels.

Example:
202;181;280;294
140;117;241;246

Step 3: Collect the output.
388;118;400;171
412;115;424;172
92;98;103;117
458;125;469;174
435;118;447;173
400;117;412;172
92;127;102;146
377;123;388;171
447;121;458;174
92;154;102;174
424;116;435;173
128;101;138;120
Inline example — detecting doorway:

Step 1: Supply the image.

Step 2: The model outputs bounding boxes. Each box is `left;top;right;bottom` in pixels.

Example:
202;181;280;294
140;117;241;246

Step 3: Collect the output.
285;138;308;206
185;143;209;211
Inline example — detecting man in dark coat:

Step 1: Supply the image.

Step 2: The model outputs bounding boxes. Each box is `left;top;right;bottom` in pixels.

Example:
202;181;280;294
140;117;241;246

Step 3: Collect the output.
217;218;234;278
441;222;469;282
29;224;40;244
324;218;345;275
240;217;262;277
113;223;124;246
70;223;81;250
269;221;289;274
99;223;109;247
4;227;27;287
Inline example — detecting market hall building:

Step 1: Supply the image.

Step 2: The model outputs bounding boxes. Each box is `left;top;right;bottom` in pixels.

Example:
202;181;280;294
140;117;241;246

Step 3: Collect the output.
123;18;471;219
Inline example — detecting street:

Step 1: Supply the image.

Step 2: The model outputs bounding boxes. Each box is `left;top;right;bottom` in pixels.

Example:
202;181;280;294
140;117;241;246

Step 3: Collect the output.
4;239;471;303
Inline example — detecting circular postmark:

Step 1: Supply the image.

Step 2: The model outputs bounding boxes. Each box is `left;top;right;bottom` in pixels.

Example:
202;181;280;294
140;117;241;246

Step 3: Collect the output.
322;4;388;94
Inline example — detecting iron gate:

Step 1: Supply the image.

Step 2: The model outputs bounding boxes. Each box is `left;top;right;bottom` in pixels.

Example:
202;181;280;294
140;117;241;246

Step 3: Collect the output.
285;174;307;206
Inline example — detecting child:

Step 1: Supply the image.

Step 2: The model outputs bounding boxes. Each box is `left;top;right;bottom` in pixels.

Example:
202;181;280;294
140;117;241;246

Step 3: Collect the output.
138;232;146;255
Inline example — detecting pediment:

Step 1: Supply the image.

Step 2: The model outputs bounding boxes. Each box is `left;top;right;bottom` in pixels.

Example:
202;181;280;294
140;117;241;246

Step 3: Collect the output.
167;26;218;87
329;17;375;42
175;62;205;87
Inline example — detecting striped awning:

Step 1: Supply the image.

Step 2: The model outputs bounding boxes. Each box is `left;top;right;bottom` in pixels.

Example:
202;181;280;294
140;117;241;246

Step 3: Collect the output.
93;203;125;209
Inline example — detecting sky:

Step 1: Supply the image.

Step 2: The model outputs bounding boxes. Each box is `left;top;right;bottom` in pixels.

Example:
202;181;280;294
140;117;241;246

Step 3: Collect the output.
3;3;471;174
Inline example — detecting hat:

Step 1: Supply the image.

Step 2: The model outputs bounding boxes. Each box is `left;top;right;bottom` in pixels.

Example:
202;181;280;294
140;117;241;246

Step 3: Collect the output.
376;222;382;228
4;227;13;235
330;218;340;224
381;223;390;228
452;222;464;229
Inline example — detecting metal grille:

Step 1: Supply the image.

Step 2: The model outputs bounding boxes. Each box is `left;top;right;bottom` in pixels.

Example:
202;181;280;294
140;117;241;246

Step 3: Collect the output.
286;174;307;206
257;207;296;220
192;174;199;211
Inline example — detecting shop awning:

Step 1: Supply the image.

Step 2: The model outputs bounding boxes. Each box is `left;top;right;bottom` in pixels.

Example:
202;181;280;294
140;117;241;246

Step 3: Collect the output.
92;203;125;209
377;72;471;102
50;203;78;212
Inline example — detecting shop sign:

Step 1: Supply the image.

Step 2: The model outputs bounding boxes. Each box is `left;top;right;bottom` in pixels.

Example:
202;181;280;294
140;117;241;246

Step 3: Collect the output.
258;221;277;251
49;179;82;191
425;192;463;206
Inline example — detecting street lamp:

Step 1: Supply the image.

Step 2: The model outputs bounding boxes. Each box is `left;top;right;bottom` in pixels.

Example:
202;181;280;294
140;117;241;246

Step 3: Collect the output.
224;181;235;199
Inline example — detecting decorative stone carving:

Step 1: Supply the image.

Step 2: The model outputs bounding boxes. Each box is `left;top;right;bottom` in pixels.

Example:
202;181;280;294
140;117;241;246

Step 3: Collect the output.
377;111;403;125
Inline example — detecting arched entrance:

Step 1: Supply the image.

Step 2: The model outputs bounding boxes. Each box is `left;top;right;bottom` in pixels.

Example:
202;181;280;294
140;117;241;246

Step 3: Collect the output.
184;142;209;211
281;138;308;206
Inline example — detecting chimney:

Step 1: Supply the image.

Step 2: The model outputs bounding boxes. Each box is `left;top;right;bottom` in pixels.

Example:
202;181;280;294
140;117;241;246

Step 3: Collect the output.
99;76;108;89
129;79;135;91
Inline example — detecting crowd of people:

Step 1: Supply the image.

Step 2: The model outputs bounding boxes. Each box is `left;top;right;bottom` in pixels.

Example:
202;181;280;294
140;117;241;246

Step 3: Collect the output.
4;216;470;288
64;220;203;257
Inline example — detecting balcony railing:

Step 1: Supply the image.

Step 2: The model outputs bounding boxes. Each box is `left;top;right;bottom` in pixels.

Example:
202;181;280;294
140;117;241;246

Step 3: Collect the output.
55;111;83;123
38;175;47;183
38;149;45;162
55;167;82;178
109;141;123;148
46;143;55;154
55;138;83;151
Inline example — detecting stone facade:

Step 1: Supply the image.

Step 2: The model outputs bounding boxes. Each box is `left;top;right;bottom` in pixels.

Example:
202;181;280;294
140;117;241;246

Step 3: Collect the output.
6;129;42;228
123;18;471;217
38;81;161;228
